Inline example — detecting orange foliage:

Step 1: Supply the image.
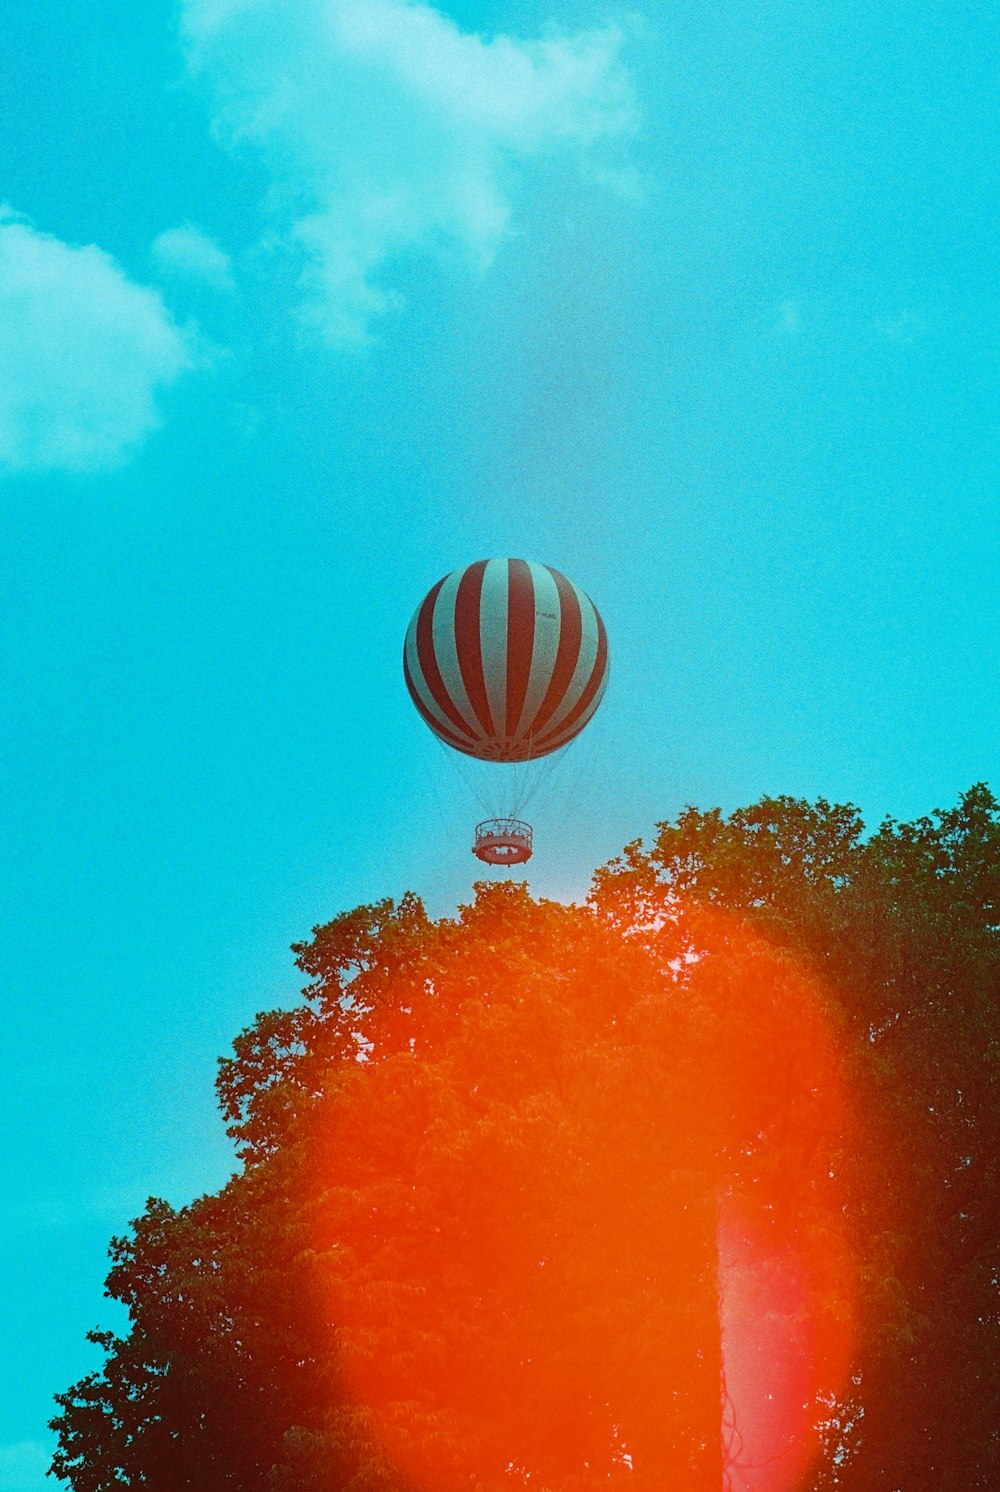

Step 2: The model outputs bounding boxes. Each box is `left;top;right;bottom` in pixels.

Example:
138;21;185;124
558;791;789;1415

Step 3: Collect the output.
302;890;855;1492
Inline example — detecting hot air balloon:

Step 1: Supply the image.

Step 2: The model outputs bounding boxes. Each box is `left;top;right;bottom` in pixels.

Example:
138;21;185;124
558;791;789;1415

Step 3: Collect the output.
404;558;609;864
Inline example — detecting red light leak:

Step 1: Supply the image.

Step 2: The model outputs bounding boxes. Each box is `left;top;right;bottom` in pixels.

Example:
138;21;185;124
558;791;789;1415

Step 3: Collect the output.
311;905;857;1491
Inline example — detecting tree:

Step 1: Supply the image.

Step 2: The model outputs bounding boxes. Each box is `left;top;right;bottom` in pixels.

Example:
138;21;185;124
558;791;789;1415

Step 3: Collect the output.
51;789;999;1491
592;784;1000;1488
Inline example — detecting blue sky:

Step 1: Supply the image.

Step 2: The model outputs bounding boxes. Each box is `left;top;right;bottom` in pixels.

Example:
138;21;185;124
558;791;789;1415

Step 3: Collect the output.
1;0;998;1484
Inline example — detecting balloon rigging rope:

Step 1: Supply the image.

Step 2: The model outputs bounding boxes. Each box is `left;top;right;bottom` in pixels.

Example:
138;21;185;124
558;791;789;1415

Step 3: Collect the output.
428;722;593;828
507;754;532;819
514;741;571;817
422;745;461;843
432;734;493;817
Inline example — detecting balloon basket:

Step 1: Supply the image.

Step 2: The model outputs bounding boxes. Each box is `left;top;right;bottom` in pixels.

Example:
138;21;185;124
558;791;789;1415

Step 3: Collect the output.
472;818;533;866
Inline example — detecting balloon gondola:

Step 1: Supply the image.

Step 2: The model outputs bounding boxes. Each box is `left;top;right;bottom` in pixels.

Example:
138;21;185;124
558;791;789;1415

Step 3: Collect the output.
473;817;533;865
404;558;609;865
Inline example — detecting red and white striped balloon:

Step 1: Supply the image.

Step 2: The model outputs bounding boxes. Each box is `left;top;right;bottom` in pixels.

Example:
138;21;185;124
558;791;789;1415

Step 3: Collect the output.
404;559;609;761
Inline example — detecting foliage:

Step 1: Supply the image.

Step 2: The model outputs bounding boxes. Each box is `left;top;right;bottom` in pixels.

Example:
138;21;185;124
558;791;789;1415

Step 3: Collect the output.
593;784;1000;1488
51;787;1000;1491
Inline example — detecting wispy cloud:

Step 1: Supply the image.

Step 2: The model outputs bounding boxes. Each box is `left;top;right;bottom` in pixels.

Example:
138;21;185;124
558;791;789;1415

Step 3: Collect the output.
872;307;928;343
151;223;235;292
0;210;198;474
180;0;636;346
774;295;932;346
777;300;802;336
0;1441;48;1492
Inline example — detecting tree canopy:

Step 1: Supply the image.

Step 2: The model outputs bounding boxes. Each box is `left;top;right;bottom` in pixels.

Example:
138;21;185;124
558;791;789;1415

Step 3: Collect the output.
52;786;1000;1491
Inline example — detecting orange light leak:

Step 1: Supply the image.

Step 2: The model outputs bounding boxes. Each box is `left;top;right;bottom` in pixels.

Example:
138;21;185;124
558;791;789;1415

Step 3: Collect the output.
719;1194;853;1492
307;904;857;1492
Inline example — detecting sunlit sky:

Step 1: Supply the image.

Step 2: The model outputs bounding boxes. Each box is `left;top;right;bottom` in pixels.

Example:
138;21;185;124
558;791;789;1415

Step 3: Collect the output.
1;0;997;1484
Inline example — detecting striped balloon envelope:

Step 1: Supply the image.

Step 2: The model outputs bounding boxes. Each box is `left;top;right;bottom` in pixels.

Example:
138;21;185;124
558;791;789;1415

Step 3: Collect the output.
404;558;609;762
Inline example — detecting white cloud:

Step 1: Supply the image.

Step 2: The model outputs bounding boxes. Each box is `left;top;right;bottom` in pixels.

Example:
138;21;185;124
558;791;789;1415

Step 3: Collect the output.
0;211;196;474
181;0;636;345
0;1442;48;1492
151;223;235;291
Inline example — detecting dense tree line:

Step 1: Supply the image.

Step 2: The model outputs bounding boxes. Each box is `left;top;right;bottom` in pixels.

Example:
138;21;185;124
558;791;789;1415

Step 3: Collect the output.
51;786;1000;1490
